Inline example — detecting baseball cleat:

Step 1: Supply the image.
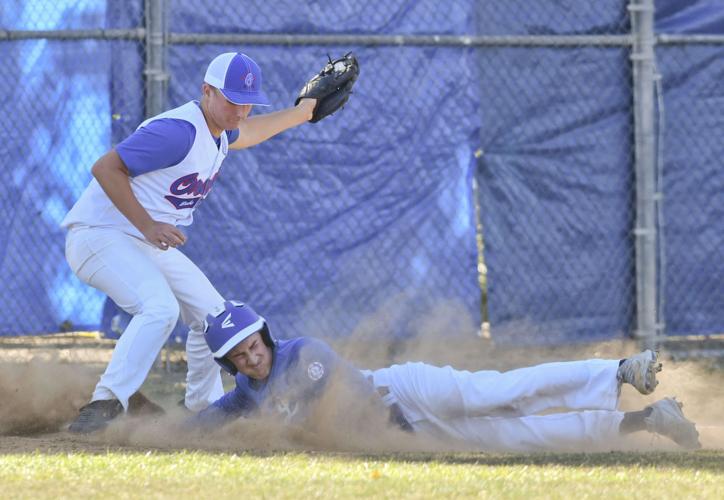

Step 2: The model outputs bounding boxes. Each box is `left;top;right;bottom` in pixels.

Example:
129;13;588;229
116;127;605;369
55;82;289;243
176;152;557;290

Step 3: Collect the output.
68;399;123;434
645;397;701;450
617;349;662;395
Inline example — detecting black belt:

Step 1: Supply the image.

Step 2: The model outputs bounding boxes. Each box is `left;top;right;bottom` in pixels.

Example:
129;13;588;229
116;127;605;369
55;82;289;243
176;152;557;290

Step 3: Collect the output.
374;385;413;433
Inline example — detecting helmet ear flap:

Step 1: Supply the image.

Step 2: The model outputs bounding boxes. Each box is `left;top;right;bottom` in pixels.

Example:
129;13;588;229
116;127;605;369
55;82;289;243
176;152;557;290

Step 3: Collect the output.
215;356;237;375
260;324;274;348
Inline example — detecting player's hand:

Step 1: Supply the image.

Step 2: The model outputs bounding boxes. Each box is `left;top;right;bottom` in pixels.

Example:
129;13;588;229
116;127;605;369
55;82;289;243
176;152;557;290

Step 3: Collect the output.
296;98;317;121
142;221;187;250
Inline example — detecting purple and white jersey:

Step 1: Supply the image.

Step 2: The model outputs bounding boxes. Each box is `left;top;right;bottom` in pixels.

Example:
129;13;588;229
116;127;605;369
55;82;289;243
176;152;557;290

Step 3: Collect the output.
61;101;234;238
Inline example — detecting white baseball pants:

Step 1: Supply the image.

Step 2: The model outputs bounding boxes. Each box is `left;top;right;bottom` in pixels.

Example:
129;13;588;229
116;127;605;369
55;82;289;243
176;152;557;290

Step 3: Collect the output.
65;226;225;411
366;359;624;452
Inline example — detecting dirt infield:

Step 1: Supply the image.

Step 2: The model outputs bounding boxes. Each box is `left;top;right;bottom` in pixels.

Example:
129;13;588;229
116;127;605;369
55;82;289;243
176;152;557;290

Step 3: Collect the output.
2;333;723;455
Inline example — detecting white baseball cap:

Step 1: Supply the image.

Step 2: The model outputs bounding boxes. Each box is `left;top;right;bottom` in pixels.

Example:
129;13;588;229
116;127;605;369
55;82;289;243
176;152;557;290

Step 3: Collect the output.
204;52;271;106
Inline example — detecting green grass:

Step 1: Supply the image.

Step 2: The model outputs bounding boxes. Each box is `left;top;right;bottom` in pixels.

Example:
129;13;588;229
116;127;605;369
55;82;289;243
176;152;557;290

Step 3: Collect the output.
1;451;723;499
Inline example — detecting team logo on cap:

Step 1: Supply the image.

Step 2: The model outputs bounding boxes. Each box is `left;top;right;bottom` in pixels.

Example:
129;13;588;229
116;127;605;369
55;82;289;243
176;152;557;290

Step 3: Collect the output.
244;72;254;87
307;361;324;381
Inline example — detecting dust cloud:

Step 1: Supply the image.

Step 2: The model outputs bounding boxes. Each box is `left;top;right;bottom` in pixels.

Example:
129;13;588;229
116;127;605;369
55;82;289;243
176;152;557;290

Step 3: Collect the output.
0;358;96;435
1;303;722;453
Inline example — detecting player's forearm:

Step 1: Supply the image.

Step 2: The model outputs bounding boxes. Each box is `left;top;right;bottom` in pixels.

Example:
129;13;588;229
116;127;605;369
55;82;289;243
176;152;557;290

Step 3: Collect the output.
91;150;155;234
188;404;240;431
232;100;315;149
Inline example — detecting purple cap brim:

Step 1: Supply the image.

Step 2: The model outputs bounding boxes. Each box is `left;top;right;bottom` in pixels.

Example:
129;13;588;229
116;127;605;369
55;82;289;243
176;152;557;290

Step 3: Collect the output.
220;88;271;106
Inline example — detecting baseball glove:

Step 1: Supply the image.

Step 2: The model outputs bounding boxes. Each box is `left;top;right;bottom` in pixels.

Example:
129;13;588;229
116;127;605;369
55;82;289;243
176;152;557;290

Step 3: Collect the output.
296;52;360;123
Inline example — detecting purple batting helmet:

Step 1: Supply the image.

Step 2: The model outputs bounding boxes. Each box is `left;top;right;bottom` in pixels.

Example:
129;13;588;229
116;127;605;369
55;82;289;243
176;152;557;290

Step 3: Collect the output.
203;300;274;375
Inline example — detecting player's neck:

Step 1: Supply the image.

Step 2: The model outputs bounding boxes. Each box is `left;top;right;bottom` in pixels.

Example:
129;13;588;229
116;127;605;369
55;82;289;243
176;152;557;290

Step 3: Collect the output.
199;98;223;138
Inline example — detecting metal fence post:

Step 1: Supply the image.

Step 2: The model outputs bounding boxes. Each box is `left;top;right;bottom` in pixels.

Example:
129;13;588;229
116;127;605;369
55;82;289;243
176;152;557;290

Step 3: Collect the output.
629;0;660;343
144;0;168;118
145;0;169;369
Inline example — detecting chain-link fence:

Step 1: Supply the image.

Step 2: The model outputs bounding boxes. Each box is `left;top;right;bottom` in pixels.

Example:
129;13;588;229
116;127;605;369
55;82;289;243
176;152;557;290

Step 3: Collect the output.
1;0;722;346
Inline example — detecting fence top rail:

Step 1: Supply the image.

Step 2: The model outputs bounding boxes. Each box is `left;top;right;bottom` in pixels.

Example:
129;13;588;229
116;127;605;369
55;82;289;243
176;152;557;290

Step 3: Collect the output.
0;31;630;46
2;30;723;46
657;34;724;44
0;28;145;41
167;33;635;47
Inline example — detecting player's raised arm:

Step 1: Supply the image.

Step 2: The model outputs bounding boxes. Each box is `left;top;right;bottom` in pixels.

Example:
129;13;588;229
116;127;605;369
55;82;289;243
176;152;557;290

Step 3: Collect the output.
201;52;359;150
229;98;316;150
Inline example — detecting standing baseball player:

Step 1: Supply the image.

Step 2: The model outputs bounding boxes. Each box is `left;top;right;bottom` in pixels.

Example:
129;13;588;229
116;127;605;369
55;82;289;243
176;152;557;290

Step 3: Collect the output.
62;52;359;433
193;301;702;452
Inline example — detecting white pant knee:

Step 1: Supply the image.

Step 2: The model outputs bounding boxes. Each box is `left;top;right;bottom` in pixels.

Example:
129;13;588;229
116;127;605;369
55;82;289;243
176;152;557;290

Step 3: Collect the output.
135;293;180;335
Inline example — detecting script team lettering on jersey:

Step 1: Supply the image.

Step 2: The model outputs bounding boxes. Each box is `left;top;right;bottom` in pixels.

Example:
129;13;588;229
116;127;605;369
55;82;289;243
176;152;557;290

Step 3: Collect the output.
165;171;221;209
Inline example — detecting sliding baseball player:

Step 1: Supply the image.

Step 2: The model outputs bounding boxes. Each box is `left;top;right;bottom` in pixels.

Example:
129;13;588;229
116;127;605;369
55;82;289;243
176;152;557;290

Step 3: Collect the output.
193;301;701;452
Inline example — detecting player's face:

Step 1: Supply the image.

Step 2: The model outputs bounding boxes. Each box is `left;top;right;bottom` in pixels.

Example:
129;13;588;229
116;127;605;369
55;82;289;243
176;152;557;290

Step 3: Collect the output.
225;331;272;380
204;84;253;132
